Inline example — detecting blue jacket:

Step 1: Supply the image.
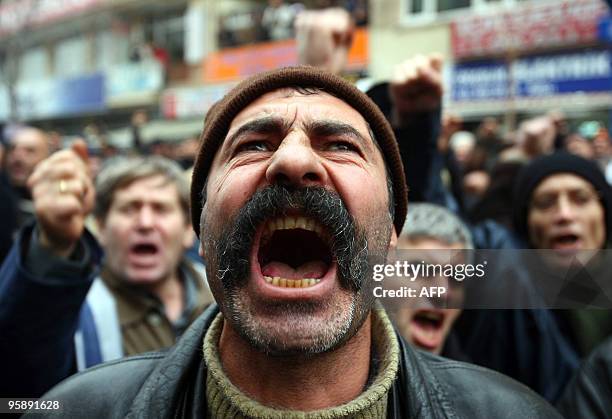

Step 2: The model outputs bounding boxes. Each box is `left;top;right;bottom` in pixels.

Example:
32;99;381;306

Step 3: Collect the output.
0;224;210;398
0;225;109;397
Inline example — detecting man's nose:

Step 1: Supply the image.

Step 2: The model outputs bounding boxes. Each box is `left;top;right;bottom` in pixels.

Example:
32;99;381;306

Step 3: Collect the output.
265;134;327;187
554;195;576;223
136;206;155;229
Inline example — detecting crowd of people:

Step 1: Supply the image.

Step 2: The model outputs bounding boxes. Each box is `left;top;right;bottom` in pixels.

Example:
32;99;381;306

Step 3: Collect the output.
0;6;611;419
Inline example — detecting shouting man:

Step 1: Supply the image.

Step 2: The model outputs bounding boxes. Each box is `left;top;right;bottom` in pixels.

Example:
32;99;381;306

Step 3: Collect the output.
33;68;559;418
0;153;212;398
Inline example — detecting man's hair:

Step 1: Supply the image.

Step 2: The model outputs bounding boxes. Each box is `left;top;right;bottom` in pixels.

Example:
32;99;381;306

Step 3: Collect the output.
94;156;190;222
401;203;473;249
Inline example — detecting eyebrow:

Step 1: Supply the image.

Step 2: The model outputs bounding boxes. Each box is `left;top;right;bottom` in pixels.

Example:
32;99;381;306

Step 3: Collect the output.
304;120;371;146
226;116;289;146
225;116;373;150
535;185;598;196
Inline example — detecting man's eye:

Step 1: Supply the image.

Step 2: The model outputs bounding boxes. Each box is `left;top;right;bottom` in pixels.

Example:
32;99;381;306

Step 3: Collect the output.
118;205;136;214
532;196;556;210
237;141;269;153
572;191;597;205
327;142;357;152
154;204;172;214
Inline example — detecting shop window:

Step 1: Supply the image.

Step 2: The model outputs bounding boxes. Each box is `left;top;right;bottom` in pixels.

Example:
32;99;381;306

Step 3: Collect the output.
411;0;424;13
437;0;471;12
404;0;545;21
151;14;185;64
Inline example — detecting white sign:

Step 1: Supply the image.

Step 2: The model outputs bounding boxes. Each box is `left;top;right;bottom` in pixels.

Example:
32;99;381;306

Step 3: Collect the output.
161;84;234;119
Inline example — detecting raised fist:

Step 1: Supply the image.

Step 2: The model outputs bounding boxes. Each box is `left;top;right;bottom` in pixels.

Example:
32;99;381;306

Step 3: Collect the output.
27;140;94;257
389;53;444;125
295;8;354;75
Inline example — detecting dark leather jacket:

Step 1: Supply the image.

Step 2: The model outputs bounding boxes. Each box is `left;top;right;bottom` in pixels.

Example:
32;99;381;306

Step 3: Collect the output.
32;305;561;419
557;336;612;419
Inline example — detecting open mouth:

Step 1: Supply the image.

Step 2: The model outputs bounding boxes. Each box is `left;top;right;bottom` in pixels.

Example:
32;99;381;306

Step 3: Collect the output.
257;215;333;289
409;309;447;352
129;242;160;265
550;234;581;250
413;310;444;331
131;243;159;255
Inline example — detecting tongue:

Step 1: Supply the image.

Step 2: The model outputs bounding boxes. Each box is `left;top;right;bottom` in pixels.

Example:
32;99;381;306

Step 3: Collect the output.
261;260;328;279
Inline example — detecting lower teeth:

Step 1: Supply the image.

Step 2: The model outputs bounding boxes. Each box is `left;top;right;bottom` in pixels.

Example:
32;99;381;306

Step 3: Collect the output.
264;276;321;288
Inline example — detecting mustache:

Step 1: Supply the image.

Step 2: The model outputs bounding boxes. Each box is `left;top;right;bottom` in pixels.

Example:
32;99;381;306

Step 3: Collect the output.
210;184;368;292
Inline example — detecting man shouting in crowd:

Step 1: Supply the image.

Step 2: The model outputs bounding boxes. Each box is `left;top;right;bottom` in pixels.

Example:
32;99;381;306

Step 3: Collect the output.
31;68;560;418
0;150;212;398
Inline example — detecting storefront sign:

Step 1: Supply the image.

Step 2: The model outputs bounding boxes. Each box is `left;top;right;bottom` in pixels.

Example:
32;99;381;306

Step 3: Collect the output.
451;50;612;102
451;0;607;59
16;73;105;119
598;14;612;42
451;61;509;101
161;84;234;119
513;50;612;97
203;28;368;83
106;61;164;99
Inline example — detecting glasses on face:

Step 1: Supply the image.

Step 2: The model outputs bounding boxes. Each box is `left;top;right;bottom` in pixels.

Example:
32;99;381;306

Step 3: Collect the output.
530;188;601;212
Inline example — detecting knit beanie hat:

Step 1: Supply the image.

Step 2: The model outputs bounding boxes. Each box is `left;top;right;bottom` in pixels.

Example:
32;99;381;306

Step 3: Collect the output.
513;152;612;245
191;66;408;237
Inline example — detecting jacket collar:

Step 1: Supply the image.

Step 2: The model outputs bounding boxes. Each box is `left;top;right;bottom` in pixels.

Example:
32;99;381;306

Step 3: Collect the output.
100;259;208;327
125;305;453;419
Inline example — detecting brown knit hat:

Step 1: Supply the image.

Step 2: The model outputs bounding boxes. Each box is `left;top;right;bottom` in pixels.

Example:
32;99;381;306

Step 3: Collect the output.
191;66;407;237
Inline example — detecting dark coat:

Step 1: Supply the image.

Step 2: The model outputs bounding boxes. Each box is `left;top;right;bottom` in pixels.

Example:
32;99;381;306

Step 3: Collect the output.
365;85;579;403
31;304;562;419
557;336;612;419
0;225;102;398
0;172;18;263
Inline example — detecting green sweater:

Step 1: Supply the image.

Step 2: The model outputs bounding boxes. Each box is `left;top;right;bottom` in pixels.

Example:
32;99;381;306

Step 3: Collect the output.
202;309;400;418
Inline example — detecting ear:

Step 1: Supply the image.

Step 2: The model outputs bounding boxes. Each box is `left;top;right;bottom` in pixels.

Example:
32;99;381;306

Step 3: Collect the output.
198;240;205;259
389;226;398;251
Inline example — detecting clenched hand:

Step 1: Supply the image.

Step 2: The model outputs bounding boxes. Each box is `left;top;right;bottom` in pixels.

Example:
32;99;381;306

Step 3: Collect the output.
389;53;444;126
27;140;95;257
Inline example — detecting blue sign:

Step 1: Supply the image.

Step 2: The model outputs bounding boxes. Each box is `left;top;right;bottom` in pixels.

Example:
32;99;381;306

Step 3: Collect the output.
513;50;612;97
597;15;612;41
17;73;105;119
57;74;105;115
451;61;509;101
452;50;612;102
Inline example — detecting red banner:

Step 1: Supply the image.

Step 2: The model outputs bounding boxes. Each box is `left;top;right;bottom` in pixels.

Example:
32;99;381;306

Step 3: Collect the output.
451;0;608;59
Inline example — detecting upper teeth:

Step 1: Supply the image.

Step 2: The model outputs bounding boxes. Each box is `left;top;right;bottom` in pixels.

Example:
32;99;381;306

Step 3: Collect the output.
265;216;325;236
264;276;321;288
